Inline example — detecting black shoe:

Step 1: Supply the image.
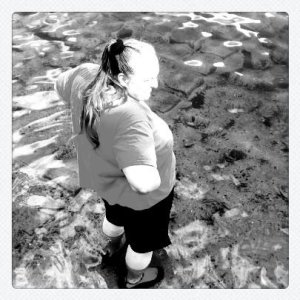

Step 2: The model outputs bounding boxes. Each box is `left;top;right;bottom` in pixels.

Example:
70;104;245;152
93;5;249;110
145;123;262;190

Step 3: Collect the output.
118;252;164;289
119;265;164;289
101;234;127;266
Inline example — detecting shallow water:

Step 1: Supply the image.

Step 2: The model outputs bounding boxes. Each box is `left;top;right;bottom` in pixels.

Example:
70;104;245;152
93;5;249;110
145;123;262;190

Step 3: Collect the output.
12;12;288;96
12;12;288;289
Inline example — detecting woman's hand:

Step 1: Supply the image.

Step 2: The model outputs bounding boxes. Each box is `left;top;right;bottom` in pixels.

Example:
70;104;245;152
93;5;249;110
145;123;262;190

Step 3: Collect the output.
122;165;161;194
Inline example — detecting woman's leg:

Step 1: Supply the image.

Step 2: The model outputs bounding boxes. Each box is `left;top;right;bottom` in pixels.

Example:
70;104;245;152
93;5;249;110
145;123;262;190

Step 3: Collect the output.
101;216;125;257
125;245;156;284
102;215;124;237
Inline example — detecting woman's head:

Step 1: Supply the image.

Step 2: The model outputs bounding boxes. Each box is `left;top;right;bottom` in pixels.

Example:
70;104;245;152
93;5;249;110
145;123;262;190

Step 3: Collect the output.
81;38;159;148
102;38;160;101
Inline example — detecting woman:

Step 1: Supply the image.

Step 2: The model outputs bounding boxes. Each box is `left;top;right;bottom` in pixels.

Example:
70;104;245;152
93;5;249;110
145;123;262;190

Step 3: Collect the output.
55;38;176;288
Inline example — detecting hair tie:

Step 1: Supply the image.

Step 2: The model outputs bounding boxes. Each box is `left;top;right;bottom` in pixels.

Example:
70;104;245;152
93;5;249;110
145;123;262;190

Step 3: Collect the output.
110;39;125;56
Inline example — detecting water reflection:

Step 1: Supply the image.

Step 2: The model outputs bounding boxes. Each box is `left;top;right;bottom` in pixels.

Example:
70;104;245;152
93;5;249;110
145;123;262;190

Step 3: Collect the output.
201;32;212;37
88;21;98;27
213;62;225;67
62;29;81;36
223;41;243;47
12;12;288;95
13;39;50;50
13;33;34;41
67;37;77;42
29;69;62;87
157;12;260;37
41;21;71;33
179;21;199;29
258;37;271;43
234;71;244;76
184;60;203;67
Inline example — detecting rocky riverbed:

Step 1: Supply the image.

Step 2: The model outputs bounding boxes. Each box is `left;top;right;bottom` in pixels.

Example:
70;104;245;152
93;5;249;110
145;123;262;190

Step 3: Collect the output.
12;12;288;288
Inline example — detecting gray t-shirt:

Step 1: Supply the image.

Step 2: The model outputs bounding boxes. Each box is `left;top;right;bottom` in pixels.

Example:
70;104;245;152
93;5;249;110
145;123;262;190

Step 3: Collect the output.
55;63;176;210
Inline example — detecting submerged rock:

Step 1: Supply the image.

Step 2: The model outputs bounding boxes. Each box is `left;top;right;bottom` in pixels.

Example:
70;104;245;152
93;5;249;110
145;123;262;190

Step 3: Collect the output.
242;49;272;70
183;53;221;75
183;138;195;148
228;70;276;91
116;27;133;39
222;149;247;163
175;177;209;201
190;91;206;109
169;43;193;57
250;49;272;70
43;167;79;192
209;24;246;41
270;42;288;65
159;58;204;95
223;52;244;73
180;111;210;129
150;90;181;113
147;22;177;35
170;27;202;44
200;39;239;58
26;195;65;209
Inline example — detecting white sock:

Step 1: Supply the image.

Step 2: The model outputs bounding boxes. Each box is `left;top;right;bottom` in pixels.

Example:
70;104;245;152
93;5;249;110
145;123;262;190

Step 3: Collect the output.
102;216;124;238
125;244;152;271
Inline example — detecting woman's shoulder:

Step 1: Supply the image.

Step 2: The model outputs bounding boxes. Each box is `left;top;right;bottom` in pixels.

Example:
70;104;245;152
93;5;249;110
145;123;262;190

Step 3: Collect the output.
117;98;152;122
104;98;151;129
76;63;100;74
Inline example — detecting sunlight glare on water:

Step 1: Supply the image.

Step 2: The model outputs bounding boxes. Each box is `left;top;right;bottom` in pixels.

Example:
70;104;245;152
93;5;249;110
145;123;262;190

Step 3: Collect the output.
265;13;275;18
13;33;34;41
223;41;243;47
156;18;171;25
258;37;271;44
88;21;98;27
156;12;260;37
25;85;39;91
67;37;77;42
41;21;72;33
184;60;203;67
234;71;244;76
30;69;62;85
142;16;153;21
43;18;59;26
213;62;225;67
62;29;81;36
13;40;50;51
53;40;71;53
201;32;212;37
178;21;199;29
13;135;58;159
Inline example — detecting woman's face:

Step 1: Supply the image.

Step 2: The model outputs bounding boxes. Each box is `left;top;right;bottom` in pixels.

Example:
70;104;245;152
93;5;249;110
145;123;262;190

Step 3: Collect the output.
125;53;160;101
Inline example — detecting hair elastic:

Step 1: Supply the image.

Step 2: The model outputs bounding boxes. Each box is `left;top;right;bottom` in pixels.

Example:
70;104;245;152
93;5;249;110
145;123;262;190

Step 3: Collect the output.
110;39;125;56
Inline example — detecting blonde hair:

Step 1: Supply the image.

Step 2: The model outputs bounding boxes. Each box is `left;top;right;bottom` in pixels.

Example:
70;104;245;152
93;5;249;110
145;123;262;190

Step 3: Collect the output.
80;38;156;148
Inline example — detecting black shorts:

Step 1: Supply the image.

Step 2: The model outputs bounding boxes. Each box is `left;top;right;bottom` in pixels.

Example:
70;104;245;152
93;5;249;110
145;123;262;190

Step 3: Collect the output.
102;188;174;253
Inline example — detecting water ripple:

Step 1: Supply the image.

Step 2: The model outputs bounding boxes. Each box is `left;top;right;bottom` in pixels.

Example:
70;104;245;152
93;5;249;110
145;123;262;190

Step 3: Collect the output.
223;41;243;47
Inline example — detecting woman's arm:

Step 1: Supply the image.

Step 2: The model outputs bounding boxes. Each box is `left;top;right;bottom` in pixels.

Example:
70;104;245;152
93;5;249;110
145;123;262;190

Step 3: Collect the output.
122;165;161;194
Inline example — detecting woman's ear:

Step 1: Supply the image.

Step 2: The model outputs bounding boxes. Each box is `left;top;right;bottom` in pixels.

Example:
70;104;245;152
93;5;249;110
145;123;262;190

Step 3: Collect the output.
117;73;128;87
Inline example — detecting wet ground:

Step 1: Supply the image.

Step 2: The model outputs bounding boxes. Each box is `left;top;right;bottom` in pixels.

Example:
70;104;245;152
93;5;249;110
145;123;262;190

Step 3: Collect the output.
12;12;288;288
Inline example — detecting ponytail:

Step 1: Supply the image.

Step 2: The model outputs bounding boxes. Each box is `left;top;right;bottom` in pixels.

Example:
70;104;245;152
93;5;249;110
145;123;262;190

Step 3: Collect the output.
80;39;132;149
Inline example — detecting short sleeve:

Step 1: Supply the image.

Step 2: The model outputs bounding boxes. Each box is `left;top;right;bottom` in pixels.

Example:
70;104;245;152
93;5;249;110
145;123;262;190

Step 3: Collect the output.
54;68;77;107
113;120;157;170
54;63;99;106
